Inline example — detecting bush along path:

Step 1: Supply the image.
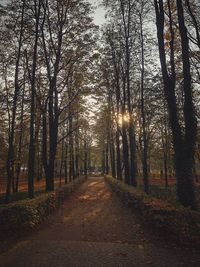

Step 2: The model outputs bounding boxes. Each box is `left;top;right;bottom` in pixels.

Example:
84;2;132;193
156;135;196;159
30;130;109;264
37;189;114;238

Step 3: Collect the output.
0;176;87;239
105;175;200;248
0;177;200;267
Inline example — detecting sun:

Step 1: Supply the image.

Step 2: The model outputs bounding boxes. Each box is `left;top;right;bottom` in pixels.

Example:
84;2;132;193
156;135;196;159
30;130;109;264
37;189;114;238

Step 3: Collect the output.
117;112;130;126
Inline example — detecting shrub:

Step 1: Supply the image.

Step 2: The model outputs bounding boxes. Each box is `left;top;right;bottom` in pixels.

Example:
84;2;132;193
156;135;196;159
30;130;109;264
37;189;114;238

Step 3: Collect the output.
105;175;200;247
0;177;86;237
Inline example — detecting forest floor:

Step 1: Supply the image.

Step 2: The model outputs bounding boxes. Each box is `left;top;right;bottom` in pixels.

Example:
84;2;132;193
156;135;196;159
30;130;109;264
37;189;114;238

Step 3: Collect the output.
0;176;61;195
0;177;200;267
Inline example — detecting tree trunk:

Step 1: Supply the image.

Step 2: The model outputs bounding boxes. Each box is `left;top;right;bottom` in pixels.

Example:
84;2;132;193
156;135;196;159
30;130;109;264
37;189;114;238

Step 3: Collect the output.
175;0;197;208
84;139;88;177
5;0;25;203
75;127;79;178
105;140;109;175
140;13;149;193
64;142;68;184
154;0;197;209
102;149;105;174
109;131;116;178
28;0;42;198
15;75;25;192
122;124;130;184
59;136;65;186
116;128;122;180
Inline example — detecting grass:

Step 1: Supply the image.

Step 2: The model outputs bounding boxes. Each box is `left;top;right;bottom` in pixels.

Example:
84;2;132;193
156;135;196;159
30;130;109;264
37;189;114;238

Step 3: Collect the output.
0;177;86;205
140;184;200;208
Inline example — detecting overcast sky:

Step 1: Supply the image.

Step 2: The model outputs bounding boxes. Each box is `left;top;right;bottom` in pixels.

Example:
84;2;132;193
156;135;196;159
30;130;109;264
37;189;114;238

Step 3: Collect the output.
1;0;106;26
1;0;7;5
88;0;106;25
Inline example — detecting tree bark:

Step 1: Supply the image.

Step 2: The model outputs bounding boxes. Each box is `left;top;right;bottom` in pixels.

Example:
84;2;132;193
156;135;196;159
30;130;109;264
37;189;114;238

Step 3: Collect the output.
28;0;42;198
6;0;25;203
154;0;197;209
140;13;149;193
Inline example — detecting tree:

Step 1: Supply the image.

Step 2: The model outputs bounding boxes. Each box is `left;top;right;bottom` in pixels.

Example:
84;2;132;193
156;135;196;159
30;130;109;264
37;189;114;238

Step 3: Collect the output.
40;0;96;190
5;0;26;202
154;0;197;209
27;0;42;198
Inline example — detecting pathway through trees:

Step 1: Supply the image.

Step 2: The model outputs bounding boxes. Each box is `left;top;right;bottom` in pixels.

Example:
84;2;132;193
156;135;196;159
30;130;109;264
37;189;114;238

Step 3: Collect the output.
0;177;200;267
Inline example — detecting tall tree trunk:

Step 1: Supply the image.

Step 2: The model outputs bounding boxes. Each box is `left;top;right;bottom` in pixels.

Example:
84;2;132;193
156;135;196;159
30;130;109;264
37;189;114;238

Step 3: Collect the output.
110;33;122;181
116;128;122;180
84;139;88;177
176;0;197;209
128;122;137;186
42;108;51;191
126;27;137;186
68;115;74;181
64;142;68;184
122;123;130;184
59;136;65;186
140;13;149;193
105;140;109;175
102;149;105;174
28;0;42;198
109;131;116;178
6;0;26;203
161;112;169;188
15;75;26;192
154;0;197;209
41;0;67;191
75;123;79;178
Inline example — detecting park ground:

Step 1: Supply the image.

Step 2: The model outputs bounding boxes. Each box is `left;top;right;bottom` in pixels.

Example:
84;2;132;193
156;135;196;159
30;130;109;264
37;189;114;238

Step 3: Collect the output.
0;177;200;267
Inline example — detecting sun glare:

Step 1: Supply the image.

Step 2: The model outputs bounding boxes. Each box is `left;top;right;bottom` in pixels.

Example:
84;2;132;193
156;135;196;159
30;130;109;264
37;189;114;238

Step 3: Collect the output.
117;112;130;126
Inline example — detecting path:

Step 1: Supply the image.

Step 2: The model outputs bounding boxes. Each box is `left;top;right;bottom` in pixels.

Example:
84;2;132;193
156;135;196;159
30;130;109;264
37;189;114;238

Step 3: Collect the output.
0;177;200;267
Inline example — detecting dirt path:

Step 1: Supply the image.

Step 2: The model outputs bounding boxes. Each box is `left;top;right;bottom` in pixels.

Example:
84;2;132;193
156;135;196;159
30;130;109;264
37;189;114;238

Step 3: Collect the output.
0;177;200;267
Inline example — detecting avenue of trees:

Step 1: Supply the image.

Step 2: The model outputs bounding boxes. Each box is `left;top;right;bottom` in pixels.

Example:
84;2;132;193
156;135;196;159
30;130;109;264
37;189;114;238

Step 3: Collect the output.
0;0;199;210
0;0;97;202
94;0;200;209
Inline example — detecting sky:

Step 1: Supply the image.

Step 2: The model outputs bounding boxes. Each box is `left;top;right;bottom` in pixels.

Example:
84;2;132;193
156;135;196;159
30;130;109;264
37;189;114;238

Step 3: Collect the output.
1;0;7;5
88;0;106;26
1;0;106;26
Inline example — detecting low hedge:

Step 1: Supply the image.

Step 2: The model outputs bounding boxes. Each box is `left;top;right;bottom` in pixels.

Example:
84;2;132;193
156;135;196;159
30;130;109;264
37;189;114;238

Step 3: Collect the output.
105;175;200;247
0;177;86;237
